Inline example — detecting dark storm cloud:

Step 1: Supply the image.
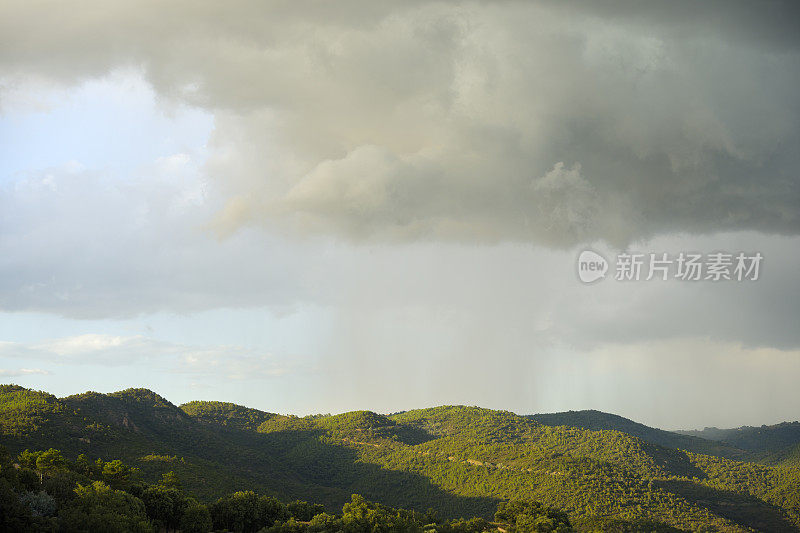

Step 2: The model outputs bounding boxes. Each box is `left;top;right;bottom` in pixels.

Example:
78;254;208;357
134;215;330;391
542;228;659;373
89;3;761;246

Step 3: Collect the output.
2;1;798;246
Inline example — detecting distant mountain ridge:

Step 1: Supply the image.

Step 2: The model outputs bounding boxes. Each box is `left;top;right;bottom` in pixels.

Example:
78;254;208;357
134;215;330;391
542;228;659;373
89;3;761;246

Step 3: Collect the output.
2;384;800;532
676;421;800;466
677;421;800;451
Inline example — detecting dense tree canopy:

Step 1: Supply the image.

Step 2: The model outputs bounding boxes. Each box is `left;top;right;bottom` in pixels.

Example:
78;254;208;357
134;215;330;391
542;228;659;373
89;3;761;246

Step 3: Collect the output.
0;445;575;532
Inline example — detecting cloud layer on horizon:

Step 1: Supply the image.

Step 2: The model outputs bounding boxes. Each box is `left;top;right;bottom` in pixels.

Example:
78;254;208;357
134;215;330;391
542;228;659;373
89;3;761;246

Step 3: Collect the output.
2;332;799;428
0;333;301;381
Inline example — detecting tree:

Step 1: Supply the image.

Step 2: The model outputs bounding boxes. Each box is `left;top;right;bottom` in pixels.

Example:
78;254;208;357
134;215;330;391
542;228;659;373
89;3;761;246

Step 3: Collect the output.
210;491;289;533
287;499;325;521
20;490;57;517
159;470;181;489
308;512;342;531
18;449;42;470
340;494;425;532
140;485;186;531
180;499;213;533
438;517;491;532
495;500;573;533
60;481;153;533
101;459;133;485
35;449;67;475
0;478;52;532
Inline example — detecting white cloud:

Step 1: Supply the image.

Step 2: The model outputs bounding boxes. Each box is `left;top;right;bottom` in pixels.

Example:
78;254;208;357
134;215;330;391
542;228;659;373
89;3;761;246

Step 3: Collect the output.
0;367;50;377
0;334;303;380
36;334;136;356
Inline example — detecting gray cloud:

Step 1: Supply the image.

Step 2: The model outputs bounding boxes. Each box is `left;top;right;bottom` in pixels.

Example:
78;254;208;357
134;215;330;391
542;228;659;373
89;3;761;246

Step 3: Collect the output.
1;158;798;351
2;1;798;246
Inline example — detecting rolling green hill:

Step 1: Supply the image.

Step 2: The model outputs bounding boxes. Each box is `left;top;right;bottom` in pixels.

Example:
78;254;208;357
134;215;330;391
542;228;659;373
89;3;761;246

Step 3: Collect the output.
775;443;800;468
180;400;278;432
529;410;746;459
2;385;800;532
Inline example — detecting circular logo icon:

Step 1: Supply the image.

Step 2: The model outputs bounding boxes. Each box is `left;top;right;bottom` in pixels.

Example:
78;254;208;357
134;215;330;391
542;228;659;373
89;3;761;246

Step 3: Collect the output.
577;250;608;283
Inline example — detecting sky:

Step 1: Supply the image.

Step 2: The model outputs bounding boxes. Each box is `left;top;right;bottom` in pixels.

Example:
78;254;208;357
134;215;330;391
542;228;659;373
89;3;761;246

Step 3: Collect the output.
1;1;798;430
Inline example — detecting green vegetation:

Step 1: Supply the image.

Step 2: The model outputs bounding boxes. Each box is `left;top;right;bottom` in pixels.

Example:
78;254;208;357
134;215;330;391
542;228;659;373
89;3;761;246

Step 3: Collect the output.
2;385;800;532
181;401;277;432
0;446;568;532
530;410;746;459
775;443;800;468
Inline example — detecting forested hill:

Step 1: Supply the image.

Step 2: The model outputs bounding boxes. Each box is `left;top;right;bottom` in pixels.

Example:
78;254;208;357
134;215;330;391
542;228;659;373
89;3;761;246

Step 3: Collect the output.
2;384;800;532
180;400;278;432
676;422;800;464
529;410;746;459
